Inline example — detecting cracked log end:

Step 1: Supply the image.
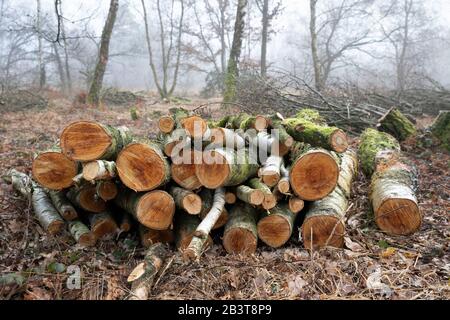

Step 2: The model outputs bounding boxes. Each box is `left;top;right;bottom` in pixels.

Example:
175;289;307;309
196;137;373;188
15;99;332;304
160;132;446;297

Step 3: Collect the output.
137;190;175;230
302;216;345;250
32;152;78;190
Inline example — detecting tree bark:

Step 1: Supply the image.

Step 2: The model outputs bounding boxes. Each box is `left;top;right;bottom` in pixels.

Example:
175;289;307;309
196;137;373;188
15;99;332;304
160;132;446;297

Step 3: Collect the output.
223;202;258;255
169;186;202;215
198;189;229;230
236;185;264;206
68;220;96;247
49;190;78;221
377;107;417;141
174;213;212;251
82;160;116;181
430;110;449;151
247;178;277;210
309;0;322;91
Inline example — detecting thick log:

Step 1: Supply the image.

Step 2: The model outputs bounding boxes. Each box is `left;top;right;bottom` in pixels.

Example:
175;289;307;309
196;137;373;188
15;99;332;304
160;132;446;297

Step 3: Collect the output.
82;160;116;181
114;188;175;230
169;186;202;215
377;107;417;142
283;111;348;152
68;220;96;247
139;225;174;248
301;150;358;249
257;204;297;248
198;189;229;229
430;110;449;151
66;185;107;213
87;211;118;239
170;149;202;190
174;213;212;251
49;190;78;220
289;142;339;201
128;243;170;300
116;140;170;192
95;180;118;201
60;121;132;161
236;185;264;206
195;148;259;188
223;202;258;255
259;155;282;187
247;178;277;210
32;148;79;190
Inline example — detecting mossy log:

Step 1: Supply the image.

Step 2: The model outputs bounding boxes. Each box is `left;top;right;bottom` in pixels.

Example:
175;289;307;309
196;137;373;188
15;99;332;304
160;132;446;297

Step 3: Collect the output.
283;112;348;152
32;147;79;190
174;213;212;251
82;160;116;181
289;142;339;201
223;202;258;255
68;220;96;247
377;107;417;142
236;185;264;206
301;150;358;249
198;189;229;229
60;121;132;161
215;113;268;131
114;188;175;230
116;140;170;192
8;170;65;235
195;148;259;188
257;204;297;248
49;190;78;220
87;211;118;239
169;186;202;215
170;149;202;190
430;110;450;151
66;185;107;213
259;155;283;187
139;225;174;248
247;178;277;210
295;108;327;124
267;113;295;151
209;127;245;149
128;243;171;300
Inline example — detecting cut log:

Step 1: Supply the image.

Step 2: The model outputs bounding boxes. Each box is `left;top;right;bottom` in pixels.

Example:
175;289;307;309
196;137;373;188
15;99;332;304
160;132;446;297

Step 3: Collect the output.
267;113;295;151
198;189;229;229
236;185;264;205
259;155;283;187
283;112;348;152
276;165;291;195
32;148;78;190
301;150;358;249
139;225;174;247
247;178;277;210
257;204;297;248
111;208;133;233
195;148;258;188
223;202;258;255
246;131;290;158
60;121;132;161
114;188;175;230
430;110;449;151
95;180;118;201
87;211;118;239
174;213;212;251
289;142;339;201
169;186;202;215
68;220;96;247
183;188;225;260
66;185;107;213
288;197;305;214
116;140;170;192
128;243;170;300
377;107;417;142
295;108;327;124
225;190;237;204
209;127;245;149
82;160;116;181
49;190;78;220
158;108;189;133
170;149;202;190
216;114;268;131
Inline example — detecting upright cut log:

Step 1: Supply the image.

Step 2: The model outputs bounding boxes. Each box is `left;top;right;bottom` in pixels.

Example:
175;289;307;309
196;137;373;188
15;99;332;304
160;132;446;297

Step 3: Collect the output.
128;243;170;300
236;185;264;206
66;185;107;213
195;148;258;188
116;140;170;192
82;160;116;181
301;149;358;249
283;110;348;152
68;220;96;247
377;107;417;142
257;204;297;248
289;142;339;201
359;129;421;235
114;188;175;230
223;202;258;255
430;110;449;151
247;178;277;210
170;149;202;190
198;189;229;229
169;186;202;215
87;211;118;239
95;180;118;201
174;213;212;251
32;148;79;190
259;154;282;187
60;121;132;161
49;190;78;220
139;225;174;247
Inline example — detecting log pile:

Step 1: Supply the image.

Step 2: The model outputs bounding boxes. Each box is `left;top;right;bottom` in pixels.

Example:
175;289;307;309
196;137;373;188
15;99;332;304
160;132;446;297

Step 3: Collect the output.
6;107;423;268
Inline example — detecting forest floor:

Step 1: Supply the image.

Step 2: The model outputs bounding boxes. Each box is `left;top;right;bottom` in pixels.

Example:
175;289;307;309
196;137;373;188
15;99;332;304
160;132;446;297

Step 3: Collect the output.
0;93;448;300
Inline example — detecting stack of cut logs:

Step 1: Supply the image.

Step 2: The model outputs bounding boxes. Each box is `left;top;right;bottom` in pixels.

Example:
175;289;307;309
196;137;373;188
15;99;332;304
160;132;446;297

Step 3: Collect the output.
8;107;422;260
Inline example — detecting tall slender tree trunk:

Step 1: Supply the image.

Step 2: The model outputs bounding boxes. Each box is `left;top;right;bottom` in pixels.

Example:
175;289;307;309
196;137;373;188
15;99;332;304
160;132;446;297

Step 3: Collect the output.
223;0;247;104
260;0;268;77
87;0;119;106
36;0;45;90
59;2;72;95
397;0;411;95
309;0;322;91
52;42;66;93
219;0;227;75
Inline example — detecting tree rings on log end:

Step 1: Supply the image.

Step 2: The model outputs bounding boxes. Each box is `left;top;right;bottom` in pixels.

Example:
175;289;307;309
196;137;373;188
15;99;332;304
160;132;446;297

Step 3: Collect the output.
136;191;175;230
78;232;97;247
181;116;208;138
158;116;175;133
330;129;348;153
47;220;65;235
223;228;257;255
183;193;202;215
79;186;107;213
257;215;291;248
375;198;421;235
302;216;345;250
32;152;78;190
195;150;230;188
254;115;269;131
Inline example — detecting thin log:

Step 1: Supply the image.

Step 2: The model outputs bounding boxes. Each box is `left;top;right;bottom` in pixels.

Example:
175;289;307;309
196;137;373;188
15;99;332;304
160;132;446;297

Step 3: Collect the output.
49;190;78;220
82;160;116;181
174;213;212;251
169;186;202;215
247;178;277;210
198;189;229;229
377;107;417;142
236;185;264;206
95;180;118;201
139;225;174;248
87;211;118;239
68;220;96;247
259;154;283;187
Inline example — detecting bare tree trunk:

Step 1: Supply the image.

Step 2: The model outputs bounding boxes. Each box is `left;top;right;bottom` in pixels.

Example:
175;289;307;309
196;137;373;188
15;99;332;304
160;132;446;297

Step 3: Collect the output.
52;42;66;93
219;0;228;75
87;0;119;106
260;0;268;77
59;2;72;95
36;0;45;90
223;0;247;103
397;0;412;94
309;0;321;91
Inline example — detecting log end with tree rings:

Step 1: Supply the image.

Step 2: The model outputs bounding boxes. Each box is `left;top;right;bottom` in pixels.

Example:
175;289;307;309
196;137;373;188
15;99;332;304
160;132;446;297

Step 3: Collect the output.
171;149;202;190
32;152;78;190
330;129;349;153
182;193;202;215
375;198;421;235
136;190;175;230
78;186;107;213
195;150;230;188
116;143;168;192
96;180;118;201
254;115;269;131
302;216;345;250
257;214;292;248
290;150;339;201
223;227;258;255
60;121;112;161
158;116;176;133
181;115;208;138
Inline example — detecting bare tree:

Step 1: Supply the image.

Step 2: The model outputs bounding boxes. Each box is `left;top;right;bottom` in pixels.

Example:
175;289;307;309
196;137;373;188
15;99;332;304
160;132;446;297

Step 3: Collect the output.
36;0;45;89
87;0;119;106
223;0;247;103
